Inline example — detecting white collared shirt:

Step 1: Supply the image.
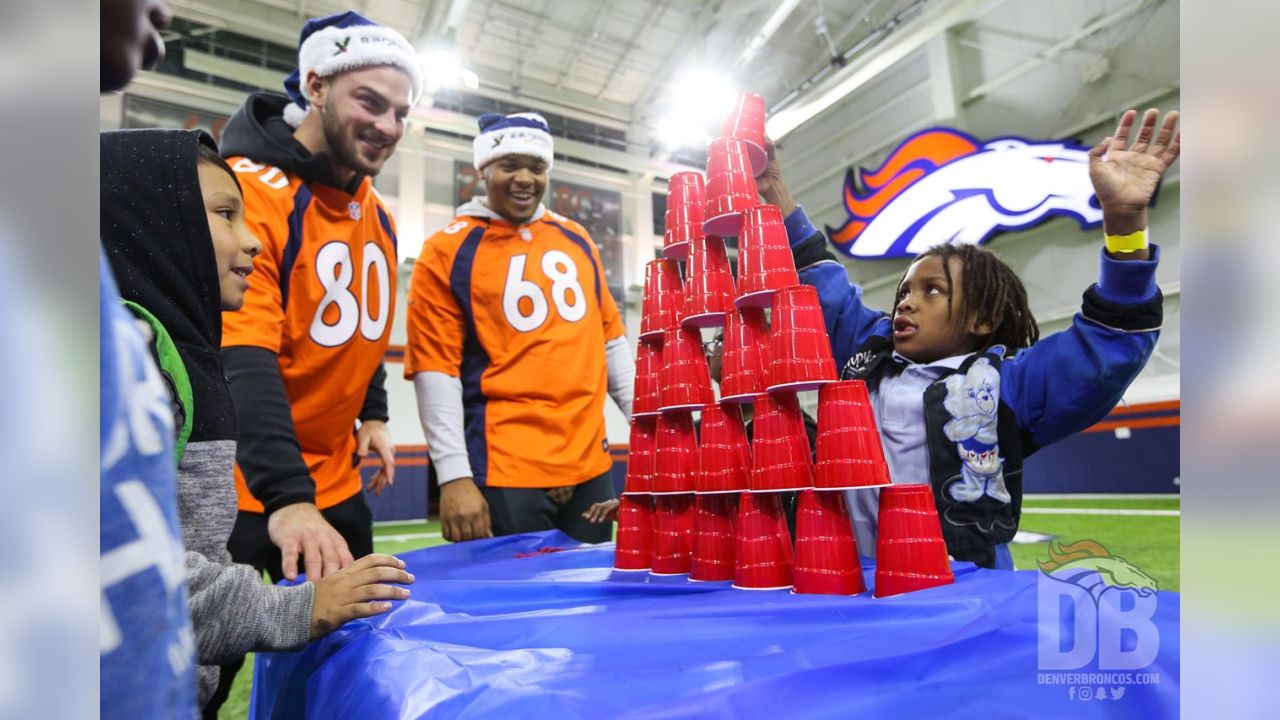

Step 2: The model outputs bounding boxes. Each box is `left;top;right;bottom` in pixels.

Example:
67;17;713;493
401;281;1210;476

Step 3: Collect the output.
847;351;974;558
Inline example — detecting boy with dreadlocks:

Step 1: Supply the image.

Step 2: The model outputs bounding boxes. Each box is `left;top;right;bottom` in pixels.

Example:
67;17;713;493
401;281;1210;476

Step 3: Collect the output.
758;108;1179;569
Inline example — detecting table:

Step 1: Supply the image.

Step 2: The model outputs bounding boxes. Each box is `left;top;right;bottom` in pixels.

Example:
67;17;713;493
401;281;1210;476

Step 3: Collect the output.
250;531;1179;719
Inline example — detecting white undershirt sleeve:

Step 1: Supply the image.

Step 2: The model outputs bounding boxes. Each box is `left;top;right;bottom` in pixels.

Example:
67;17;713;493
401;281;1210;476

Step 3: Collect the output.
605;336;635;418
413;371;474;485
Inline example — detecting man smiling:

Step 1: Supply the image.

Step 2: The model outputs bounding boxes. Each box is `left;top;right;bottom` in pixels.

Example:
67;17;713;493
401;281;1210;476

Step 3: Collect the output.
406;112;635;544
207;10;420;716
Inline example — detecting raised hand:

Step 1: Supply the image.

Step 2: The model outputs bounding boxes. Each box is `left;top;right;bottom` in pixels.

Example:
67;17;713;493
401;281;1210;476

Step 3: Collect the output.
1088;108;1180;236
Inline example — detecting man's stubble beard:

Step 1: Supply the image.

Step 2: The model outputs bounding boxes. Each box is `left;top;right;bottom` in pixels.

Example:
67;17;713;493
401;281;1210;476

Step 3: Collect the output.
321;104;385;178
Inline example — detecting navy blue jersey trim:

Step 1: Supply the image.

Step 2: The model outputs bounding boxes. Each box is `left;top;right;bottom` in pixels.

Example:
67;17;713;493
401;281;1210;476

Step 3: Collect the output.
547;221;603;305
280;184;313;311
449;225;492;486
376;205;398;255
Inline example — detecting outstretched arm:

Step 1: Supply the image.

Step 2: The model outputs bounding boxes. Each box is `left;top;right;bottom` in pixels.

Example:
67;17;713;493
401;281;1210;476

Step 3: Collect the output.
1002;108;1178;446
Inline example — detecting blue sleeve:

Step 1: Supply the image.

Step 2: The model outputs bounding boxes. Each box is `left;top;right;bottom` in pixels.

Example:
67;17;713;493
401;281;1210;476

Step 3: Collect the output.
1000;245;1163;448
785;205;891;370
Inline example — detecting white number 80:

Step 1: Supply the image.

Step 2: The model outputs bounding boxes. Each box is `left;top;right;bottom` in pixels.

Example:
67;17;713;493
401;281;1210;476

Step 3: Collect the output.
309;241;390;346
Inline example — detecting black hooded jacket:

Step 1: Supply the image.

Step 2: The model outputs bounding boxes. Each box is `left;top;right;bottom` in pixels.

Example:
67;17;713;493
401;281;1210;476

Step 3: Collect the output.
100;129;315;702
101;129;236;448
218;92;389;516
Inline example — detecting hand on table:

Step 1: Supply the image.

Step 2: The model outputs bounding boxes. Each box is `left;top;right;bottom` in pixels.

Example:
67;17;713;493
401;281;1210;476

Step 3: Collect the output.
309;553;414;639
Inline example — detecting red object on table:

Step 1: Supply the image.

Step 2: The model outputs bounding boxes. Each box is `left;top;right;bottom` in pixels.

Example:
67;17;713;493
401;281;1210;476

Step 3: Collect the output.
767;284;837;392
792;490;866;595
691;493;737;582
613;495;654;571
651;494;695;575
663;171;705;262
814;380;892;490
733;491;793;590
703;138;758;237
749;392;815;493
736;204;798;309
874;484;954;598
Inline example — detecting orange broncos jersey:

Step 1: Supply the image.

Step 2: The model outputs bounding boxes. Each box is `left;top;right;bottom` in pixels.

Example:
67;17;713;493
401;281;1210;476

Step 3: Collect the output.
222;157;397;512
405;209;624;488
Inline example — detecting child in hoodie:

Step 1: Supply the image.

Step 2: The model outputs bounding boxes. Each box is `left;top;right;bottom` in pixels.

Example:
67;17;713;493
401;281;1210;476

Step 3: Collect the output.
101;128;415;707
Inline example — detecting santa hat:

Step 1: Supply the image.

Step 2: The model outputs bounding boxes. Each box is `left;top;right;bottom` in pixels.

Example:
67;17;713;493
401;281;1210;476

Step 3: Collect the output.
281;11;423;128
473;112;555;170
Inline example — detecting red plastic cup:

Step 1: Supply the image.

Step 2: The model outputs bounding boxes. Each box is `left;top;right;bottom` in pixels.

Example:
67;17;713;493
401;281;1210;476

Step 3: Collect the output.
874;484;954;598
632;341;663;418
651;494;695;575
681;235;737;328
736;204;799;308
697;403;751;494
653;412;698;495
719;307;770;403
768;284;837;392
640;259;684;343
623;417;657;495
703;138;759;237
658;325;714;411
663;171;705;262
792;490;866;595
691;493;737;582
722;92;768;176
815;380;892;490
613;495;654;571
749;392;815;492
733;492;793;590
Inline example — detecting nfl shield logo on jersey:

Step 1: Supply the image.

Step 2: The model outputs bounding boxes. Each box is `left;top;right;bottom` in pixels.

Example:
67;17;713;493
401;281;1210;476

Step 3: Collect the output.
348;201;362;220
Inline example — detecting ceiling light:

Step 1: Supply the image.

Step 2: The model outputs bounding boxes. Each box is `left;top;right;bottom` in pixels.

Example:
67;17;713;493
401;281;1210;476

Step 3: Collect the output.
420;49;480;94
653;69;738;151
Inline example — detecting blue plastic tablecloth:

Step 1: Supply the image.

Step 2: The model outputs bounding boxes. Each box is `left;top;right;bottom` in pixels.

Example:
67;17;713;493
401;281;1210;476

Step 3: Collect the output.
250;531;1179;719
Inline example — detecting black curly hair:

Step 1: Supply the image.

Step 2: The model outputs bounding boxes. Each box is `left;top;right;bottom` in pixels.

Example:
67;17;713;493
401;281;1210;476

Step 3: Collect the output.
907;243;1039;354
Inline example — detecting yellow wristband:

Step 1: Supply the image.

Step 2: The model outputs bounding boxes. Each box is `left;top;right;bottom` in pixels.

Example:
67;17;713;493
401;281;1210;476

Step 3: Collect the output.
1105;229;1148;254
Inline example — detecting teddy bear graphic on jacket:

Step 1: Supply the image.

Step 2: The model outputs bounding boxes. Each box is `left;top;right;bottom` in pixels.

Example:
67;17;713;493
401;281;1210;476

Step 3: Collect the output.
941;358;1011;504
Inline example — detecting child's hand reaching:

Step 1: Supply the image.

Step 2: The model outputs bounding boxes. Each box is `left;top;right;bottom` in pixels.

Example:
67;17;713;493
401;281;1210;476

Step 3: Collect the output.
1088;108;1181;238
309;553;414;639
582;499;620;524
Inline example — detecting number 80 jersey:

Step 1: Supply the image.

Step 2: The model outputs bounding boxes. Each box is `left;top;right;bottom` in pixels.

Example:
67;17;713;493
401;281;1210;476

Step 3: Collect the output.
405;208;625;489
221;159;397;512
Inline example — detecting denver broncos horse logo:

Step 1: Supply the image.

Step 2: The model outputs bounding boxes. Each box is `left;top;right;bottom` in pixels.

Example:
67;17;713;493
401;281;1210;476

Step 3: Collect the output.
826;128;1105;258
1038;539;1158;602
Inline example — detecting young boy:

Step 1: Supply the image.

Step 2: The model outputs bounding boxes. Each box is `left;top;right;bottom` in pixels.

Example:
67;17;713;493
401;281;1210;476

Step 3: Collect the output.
101;128;414;707
759;108;1179;569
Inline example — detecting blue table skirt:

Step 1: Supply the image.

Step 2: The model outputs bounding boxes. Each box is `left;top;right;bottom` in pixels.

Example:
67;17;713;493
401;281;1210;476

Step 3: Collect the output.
251;531;1179;719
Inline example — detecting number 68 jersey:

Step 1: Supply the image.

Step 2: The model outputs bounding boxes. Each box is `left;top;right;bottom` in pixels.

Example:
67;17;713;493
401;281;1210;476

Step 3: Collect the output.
221;159;397;512
405;206;625;489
